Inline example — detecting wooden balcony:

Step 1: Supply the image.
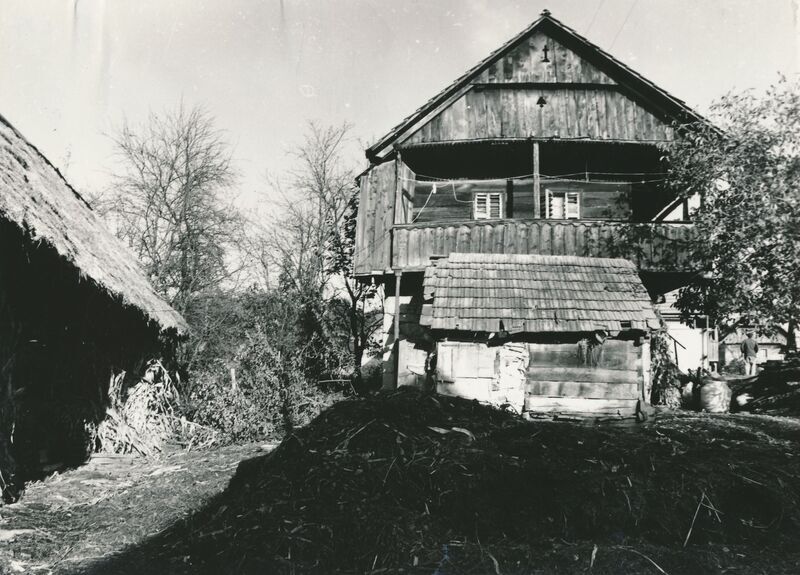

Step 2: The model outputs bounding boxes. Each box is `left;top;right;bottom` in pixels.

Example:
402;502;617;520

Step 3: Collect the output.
391;219;693;272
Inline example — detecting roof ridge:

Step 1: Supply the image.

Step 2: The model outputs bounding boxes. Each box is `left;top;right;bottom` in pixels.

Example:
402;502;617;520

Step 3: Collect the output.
366;11;710;160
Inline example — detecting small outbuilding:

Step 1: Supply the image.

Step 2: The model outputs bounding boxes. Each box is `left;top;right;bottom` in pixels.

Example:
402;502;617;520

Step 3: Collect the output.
0;114;188;500
417;253;660;418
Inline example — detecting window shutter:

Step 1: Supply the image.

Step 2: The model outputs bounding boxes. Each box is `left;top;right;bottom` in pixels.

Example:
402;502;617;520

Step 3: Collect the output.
565;192;580;219
489;194;501;218
548;191;564;218
546;190;580;219
474;194;487;219
474;192;503;219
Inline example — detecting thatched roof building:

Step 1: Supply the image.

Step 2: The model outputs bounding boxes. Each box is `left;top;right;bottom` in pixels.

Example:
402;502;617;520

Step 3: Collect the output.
0;113;187;501
0;114;187;333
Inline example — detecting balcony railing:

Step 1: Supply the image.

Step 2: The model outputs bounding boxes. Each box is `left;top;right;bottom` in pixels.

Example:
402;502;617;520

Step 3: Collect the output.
391;219;693;272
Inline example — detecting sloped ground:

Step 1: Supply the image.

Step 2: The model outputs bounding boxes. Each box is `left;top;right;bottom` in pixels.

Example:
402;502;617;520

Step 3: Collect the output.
0;443;270;574
55;389;800;575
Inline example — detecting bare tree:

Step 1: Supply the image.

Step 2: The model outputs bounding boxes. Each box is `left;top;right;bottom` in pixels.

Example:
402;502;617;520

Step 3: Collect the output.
105;105;241;313
256;123;379;386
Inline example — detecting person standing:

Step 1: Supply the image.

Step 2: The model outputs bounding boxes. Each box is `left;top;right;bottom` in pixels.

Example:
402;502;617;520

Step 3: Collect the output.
741;331;760;376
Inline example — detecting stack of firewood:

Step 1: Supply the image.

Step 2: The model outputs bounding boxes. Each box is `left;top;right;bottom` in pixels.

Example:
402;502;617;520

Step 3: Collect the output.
730;357;800;415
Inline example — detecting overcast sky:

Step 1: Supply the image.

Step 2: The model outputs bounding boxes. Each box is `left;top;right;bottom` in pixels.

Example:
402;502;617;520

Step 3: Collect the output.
1;0;797;207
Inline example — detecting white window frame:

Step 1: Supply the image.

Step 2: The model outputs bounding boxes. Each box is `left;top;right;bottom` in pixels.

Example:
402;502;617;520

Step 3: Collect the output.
545;189;581;220
473;192;504;220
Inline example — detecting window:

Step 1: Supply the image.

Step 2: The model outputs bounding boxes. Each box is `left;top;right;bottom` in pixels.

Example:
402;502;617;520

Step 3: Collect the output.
546;190;580;219
473;192;503;219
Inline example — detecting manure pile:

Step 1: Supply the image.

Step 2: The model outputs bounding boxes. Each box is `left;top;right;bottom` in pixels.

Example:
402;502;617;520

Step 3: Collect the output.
85;389;800;574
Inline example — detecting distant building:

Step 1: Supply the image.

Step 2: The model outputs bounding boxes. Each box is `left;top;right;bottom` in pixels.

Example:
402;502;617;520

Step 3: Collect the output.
655;289;718;373
720;328;794;367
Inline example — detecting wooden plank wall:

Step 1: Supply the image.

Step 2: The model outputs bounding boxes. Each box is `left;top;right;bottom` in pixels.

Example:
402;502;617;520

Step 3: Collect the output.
404;88;673;144
477;30;616;84
392;220;693;271
401;30;673;145
527;340;640;400
436;341;525;411
435;339;641;416
411;178;630;223
354;160;397;275
526;340;641;416
395;160;416;225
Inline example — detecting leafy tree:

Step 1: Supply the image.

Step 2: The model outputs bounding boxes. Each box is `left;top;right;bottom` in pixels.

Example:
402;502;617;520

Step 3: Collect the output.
666;78;800;351
105;105;242;313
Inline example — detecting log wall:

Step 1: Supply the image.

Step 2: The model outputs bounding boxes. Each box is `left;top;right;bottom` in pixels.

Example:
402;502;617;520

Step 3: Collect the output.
435;338;643;417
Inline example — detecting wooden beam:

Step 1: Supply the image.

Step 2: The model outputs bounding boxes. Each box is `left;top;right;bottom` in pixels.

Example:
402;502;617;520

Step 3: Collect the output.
394;155;404;225
524;396;638;415
528;381;639;400
393;271;402;345
533;141;541;218
472;82;620;91
506;179;513;218
525;366;639;384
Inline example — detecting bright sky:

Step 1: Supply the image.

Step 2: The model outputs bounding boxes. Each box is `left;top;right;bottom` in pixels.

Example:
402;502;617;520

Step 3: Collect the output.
1;0;797;208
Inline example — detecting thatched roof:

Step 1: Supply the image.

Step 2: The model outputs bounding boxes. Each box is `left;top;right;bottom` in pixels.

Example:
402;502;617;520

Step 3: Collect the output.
0;114;188;334
420;253;660;333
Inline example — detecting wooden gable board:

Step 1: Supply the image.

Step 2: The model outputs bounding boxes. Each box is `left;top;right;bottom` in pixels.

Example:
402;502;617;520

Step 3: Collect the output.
366;12;708;160
401;28;674;145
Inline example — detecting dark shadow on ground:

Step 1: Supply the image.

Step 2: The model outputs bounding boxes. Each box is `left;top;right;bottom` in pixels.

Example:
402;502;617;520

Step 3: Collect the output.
65;390;800;575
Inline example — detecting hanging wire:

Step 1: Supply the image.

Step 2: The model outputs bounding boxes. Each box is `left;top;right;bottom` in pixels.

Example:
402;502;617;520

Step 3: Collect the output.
451;181;473;204
401;168;666;183
401;172;667;187
411;183;437;223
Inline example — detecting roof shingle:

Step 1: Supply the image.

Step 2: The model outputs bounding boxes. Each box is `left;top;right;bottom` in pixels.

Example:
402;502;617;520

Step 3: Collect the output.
421;253;660;333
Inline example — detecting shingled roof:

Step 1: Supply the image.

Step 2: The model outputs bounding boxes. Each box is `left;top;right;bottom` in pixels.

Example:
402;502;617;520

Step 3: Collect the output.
0;113;188;333
421;253;660;333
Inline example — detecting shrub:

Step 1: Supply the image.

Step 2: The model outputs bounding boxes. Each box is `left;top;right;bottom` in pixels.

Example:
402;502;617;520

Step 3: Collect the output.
185;327;349;444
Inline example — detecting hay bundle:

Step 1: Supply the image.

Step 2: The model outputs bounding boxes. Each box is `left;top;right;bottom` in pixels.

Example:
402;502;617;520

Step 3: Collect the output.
98;362;216;456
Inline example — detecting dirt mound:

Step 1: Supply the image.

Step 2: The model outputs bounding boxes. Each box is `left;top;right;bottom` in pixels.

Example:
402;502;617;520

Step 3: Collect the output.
78;389;800;574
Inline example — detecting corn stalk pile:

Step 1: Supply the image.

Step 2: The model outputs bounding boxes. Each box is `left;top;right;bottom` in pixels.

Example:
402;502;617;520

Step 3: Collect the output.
97;361;217;456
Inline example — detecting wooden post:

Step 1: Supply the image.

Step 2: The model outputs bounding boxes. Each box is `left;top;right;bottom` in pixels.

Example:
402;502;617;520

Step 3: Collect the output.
392;270;403;389
394;271;402;344
505;179;513;218
641;337;651;403
394;154;405;225
532;141;541;218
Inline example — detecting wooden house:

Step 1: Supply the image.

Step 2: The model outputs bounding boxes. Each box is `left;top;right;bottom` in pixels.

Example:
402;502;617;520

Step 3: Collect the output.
655;289;719;373
0;113;188;501
720;328;796;369
354;11;708;418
